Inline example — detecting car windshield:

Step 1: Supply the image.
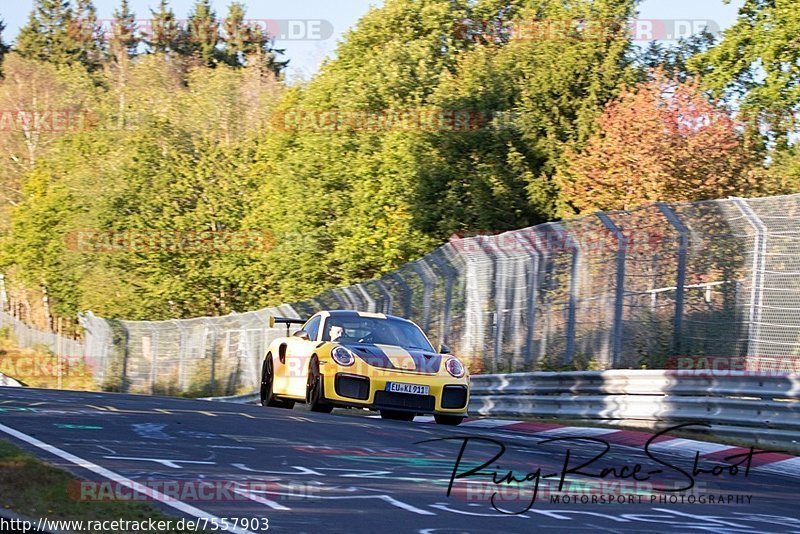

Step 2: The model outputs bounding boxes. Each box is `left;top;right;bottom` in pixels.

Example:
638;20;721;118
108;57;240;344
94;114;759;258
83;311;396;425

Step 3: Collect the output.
322;316;434;351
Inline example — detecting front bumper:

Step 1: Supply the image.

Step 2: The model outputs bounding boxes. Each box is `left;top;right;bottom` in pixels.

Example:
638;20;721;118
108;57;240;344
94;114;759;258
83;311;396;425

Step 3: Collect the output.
321;364;469;415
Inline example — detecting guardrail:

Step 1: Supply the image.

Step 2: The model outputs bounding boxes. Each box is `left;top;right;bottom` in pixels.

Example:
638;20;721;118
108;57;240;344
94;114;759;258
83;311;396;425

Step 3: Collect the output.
202;370;800;452
469;370;800;452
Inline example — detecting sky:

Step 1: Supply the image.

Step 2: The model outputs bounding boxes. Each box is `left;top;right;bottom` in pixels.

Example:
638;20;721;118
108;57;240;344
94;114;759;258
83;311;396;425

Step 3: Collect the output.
0;0;744;81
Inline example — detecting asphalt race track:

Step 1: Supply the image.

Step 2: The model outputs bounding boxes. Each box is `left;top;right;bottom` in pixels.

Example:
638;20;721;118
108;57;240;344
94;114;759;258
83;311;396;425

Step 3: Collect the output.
0;386;798;534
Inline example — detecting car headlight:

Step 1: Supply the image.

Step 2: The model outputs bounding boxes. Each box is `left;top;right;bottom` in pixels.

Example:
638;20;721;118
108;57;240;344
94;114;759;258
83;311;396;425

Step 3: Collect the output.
444;357;465;378
331;346;356;366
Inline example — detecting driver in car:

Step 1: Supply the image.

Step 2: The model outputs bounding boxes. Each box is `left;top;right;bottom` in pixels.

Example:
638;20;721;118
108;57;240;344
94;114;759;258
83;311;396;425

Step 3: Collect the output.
330;325;344;342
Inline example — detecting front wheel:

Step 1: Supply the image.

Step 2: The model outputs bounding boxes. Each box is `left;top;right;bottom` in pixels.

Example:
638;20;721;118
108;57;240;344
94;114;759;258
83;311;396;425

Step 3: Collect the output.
380;410;415;422
260;354;294;409
434;414;464;426
307;356;334;413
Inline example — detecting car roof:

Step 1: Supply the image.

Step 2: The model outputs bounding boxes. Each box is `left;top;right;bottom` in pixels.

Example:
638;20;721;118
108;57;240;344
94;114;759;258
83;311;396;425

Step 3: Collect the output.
320;310;414;324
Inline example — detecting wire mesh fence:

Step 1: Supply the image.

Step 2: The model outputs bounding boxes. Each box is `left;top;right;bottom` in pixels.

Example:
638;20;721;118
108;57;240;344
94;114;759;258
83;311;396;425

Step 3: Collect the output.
0;311;85;358
7;193;800;395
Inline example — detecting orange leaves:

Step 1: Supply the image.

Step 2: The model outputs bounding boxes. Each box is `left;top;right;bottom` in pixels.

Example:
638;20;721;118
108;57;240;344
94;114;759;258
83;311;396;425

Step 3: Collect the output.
556;73;768;217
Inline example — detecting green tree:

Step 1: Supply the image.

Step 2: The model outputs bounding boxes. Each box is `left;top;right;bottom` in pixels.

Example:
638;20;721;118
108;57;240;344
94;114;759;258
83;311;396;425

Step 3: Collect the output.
147;0;183;56
3;58;283;320
220;2;286;74
245;0;479;295
15;0;102;71
16;0;77;65
109;0;138;63
185;0;220;67
221;2;247;66
0;54;97;210
413;0;638;234
241;20;287;76
690;0;800;150
71;0;103;71
106;0;139;131
636;30;717;82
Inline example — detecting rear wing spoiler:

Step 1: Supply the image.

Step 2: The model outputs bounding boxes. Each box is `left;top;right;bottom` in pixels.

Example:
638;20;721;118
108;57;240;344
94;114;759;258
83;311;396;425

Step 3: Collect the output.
268;316;308;335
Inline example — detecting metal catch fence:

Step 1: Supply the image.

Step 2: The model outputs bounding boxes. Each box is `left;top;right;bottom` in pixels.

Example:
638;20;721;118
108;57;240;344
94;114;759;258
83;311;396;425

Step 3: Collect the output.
8;193;800;395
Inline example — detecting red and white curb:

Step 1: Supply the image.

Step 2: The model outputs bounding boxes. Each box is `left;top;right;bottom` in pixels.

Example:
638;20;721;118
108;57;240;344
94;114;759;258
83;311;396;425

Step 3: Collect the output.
409;416;800;478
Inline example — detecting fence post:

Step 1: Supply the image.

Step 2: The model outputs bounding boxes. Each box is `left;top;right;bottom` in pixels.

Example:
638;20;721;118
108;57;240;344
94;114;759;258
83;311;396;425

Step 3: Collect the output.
109;318;130;393
513;231;540;369
565;239;579;366
411;260;435;331
368;279;394;315
148;324;158;394
355;284;376;312
472;236;505;371
656;202;689;355
387;273;413;318
330;288;352;309
56;317;63;390
549;223;580;366
172;320;187;392
204;319;218;395
596;213;626;366
732;197;768;359
428;252;456;345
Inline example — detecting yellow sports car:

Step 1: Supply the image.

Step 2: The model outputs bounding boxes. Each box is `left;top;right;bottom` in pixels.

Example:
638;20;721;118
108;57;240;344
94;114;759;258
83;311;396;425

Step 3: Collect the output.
260;310;469;425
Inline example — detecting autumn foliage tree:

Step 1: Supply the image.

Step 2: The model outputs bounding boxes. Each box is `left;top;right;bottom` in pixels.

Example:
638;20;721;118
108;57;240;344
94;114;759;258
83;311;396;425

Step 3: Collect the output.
555;74;770;216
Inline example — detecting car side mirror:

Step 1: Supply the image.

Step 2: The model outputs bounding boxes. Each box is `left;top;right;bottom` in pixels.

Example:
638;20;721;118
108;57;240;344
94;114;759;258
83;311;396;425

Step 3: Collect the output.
438;343;451;354
293;330;311;341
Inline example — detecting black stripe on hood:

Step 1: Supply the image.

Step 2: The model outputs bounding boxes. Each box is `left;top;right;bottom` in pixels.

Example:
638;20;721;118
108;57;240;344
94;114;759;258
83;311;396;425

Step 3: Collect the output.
341;343;442;374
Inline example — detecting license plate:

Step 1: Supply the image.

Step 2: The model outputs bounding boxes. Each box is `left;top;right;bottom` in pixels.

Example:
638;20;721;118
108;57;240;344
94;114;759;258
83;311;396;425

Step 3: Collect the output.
386;382;429;395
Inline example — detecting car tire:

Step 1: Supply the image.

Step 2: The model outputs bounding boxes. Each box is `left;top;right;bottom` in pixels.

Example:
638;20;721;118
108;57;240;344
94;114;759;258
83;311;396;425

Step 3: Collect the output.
307;356;334;413
434;414;464;426
260;354;295;409
380;410;415;422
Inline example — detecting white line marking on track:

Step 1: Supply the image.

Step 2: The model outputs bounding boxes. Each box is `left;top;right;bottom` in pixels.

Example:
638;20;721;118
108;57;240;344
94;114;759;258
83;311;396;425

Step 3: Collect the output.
0;423;261;534
102;456;216;469
230;487;290;511
257;492;435;515
232;463;323;476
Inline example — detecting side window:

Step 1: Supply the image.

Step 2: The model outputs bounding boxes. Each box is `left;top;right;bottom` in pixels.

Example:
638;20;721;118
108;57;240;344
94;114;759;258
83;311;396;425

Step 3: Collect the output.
321;319;336;342
304;316;322;341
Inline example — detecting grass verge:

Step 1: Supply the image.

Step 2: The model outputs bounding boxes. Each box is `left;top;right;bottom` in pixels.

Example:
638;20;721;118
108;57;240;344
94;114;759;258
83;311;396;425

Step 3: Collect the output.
0;439;208;533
